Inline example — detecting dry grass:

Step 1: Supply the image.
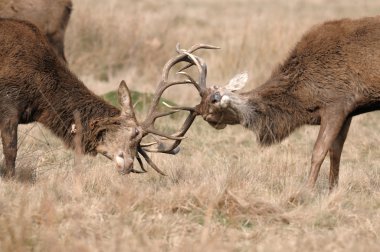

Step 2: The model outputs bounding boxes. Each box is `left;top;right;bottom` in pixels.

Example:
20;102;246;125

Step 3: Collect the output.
2;0;380;251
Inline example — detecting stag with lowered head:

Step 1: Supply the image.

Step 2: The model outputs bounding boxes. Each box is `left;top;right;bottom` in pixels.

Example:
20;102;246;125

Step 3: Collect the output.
190;16;380;190
0;18;216;178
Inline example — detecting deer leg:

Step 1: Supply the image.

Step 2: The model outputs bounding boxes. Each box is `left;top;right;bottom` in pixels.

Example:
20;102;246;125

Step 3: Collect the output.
328;117;352;190
1;117;18;178
307;110;348;189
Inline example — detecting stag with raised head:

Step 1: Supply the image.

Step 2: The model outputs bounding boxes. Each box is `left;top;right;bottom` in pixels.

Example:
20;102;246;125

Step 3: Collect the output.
0;0;72;62
0;18;216;178
190;16;380;190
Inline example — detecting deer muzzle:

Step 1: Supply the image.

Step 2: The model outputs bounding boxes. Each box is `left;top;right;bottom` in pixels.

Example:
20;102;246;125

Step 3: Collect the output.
115;152;134;175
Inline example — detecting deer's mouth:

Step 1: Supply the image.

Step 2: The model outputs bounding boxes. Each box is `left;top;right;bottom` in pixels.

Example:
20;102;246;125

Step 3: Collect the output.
204;114;227;129
208;121;227;129
201;108;229;129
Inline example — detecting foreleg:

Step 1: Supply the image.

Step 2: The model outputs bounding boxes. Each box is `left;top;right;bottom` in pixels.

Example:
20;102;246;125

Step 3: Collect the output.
307;110;348;188
1;117;18;178
328;117;351;190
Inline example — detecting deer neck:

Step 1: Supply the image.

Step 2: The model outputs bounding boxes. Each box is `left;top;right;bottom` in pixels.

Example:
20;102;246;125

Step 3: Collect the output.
36;71;121;154
238;78;306;146
222;91;259;128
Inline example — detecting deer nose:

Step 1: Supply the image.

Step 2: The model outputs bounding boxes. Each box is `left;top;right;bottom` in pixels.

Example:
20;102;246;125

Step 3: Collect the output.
115;152;134;175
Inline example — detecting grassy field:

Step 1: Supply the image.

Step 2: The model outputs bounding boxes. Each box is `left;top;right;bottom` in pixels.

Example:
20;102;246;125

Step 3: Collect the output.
1;0;380;251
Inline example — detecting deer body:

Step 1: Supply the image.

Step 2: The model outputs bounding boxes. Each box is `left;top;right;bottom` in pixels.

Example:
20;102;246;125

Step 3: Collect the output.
198;16;380;189
0;0;72;61
0;19;144;177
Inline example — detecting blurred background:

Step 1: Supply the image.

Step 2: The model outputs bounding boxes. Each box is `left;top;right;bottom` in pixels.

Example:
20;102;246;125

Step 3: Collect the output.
66;0;380;96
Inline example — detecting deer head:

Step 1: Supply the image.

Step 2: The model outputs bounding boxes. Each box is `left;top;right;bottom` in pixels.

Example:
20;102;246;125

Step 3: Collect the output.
194;72;249;129
94;80;144;175
97;44;220;175
149;45;250;130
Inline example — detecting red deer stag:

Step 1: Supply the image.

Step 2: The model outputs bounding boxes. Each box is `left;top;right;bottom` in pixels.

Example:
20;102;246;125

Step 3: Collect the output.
0;18;216;178
190;16;380;190
0;0;72;62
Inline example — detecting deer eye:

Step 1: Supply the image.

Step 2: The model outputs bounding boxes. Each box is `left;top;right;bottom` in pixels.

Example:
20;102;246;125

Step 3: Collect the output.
211;92;221;104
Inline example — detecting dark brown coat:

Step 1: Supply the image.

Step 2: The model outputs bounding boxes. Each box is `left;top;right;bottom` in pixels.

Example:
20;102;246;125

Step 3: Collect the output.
197;16;380;190
0;19;142;177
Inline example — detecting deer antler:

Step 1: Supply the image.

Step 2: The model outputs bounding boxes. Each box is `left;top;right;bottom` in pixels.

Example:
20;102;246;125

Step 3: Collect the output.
138;43;219;174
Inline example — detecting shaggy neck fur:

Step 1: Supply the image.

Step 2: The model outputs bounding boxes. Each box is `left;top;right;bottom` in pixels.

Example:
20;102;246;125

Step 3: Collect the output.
236;79;311;146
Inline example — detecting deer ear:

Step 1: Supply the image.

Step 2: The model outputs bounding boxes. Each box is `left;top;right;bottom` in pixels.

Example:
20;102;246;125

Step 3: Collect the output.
225;72;248;92
118;80;136;118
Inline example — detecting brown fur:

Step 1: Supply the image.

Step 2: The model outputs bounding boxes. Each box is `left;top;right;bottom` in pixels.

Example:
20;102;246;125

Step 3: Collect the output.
0;0;72;62
198;16;380;190
0;19;142;177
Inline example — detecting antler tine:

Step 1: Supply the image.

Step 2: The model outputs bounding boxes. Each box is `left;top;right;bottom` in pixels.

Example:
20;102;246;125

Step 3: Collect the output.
177;71;197;86
187;43;221;53
195;56;208;92
152;109;180;120
142;112;197;153
181;52;208;93
138;147;167;176
144;128;186;141
162;101;196;112
161;51;191;81
136;152;147;172
178;62;194;72
176;71;202;93
162;43;219;82
140;141;157;147
141;80;194;129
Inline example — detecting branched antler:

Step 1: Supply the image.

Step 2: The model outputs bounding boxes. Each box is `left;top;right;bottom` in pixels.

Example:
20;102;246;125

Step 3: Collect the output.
137;43;219;174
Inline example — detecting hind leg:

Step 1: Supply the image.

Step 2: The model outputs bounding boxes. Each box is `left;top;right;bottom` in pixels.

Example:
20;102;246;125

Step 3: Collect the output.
1;116;18;178
328;117;352;190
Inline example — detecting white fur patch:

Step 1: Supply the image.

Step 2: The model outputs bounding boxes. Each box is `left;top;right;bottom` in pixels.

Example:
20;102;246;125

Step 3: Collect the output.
116;155;124;168
70;124;77;134
220;95;231;108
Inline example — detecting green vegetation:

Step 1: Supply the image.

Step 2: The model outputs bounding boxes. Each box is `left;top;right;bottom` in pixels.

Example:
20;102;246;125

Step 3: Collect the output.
102;90;176;112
